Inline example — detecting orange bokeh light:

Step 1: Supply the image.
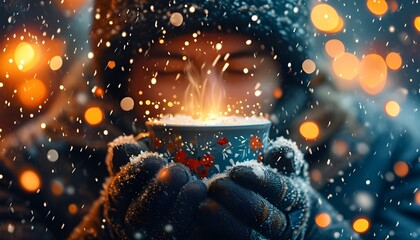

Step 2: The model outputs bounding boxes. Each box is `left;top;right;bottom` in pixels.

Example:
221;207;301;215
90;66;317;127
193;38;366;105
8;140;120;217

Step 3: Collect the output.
385;52;402;70
14;42;40;72
84;106;104;126
393;161;409;178
299;121;320;140
273;88;283;99
17;78;48;108
20;169;41;192
353;218;370;233
366;0;388;16
311;4;341;32
359;54;387;95
415;191;420;205
415;16;420;32
326;16;344;33
325;39;345;58
332;52;360;80
315;213;331;228
302;59;316;74
384;100;400;117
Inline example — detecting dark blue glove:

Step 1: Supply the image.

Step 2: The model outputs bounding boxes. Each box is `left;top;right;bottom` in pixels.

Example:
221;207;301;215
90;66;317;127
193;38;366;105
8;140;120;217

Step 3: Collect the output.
198;137;311;240
103;135;207;239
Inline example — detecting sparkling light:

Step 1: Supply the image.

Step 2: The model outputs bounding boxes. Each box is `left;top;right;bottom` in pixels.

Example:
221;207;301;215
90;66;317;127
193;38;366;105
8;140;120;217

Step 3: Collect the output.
14;42;39;72
299;121;319;140
50;56;63;71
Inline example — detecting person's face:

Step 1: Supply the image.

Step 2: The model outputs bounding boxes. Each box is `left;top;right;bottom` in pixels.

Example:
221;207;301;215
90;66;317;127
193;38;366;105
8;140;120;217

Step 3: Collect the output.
128;32;282;120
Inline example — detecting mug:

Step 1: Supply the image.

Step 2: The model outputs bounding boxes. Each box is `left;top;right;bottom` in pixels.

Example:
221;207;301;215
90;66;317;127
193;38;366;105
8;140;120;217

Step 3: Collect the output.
145;119;271;178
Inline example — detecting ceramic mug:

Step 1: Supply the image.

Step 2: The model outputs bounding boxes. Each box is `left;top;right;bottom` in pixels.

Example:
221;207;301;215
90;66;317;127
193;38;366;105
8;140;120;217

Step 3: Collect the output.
145;120;271;178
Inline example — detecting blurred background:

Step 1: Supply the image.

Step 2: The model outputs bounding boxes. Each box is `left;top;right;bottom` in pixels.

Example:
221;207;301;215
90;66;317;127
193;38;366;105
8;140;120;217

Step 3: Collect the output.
0;0;419;137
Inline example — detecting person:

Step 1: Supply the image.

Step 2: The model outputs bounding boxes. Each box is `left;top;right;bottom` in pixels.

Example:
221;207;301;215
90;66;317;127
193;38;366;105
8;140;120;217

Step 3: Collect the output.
0;0;418;240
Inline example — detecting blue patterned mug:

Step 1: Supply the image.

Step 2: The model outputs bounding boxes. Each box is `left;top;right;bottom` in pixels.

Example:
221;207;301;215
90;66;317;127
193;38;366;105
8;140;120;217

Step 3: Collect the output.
145;117;271;178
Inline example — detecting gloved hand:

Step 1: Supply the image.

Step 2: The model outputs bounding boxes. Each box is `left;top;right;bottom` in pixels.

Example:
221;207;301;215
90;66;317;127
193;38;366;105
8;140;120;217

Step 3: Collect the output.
198;137;312;240
103;135;207;239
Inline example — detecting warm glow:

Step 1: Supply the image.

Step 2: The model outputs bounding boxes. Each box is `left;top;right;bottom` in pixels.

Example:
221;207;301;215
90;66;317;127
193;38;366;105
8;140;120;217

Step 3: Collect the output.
54;0;90;12
393;161;409;178
20;170;41;192
359;54;387;95
107;60;116;69
384;100;400;117
14;42;39;72
273;88;283;99
367;0;388;16
325;39;345;58
353;218;370;233
302;59;316;74
84;107;104;125
68;203;79;215
299;121;320;140
332;52;360;80
326;16;344;33
415;191;420;205
415;16;420;32
18;79;48;108
50;56;63;71
385;52;402;70
315;213;331;228
311;4;341;32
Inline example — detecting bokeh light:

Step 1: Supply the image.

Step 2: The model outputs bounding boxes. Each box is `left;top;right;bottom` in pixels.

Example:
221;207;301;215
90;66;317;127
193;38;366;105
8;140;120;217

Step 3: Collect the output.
415;191;420;205
120;97;135;111
20;169;41;192
366;0;389;16
50;56;63;71
353;217;370;233
84;106;104;125
17;78;48;108
393;161;409;178
273;88;283;99
359;54;387;95
332;52;360;80
415;16;420;32
14;42;39;72
302;59;316;74
170;12;184;27
325;39;345;58
315;213;331;228
299;121;320;140
311;4;341;33
68;203;79;215
385;52;402;70
384;100;400;117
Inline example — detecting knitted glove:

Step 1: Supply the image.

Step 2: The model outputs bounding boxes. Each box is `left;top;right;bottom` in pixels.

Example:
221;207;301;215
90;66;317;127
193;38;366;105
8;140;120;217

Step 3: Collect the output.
103;136;207;239
198;137;357;239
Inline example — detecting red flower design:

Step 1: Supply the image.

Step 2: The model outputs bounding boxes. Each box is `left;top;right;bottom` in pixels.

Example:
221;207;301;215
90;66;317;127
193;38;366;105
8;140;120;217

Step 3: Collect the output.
257;153;263;163
186;159;201;172
174;149;187;164
201;154;215;170
250;136;263;151
197;169;209;179
217;137;229;146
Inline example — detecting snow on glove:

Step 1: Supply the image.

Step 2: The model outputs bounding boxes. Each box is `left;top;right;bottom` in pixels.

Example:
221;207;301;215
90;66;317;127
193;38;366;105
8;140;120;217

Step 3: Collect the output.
103;136;207;240
198;137;310;240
